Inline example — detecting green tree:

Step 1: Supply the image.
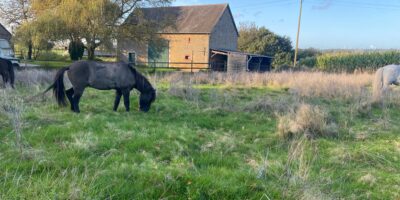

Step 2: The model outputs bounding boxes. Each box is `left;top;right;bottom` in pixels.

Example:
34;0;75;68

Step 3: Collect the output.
31;0;172;60
0;0;34;59
68;40;85;61
238;23;293;68
13;20;54;60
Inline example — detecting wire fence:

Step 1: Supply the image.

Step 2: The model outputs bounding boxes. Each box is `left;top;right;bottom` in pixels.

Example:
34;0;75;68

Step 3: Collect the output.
136;61;227;73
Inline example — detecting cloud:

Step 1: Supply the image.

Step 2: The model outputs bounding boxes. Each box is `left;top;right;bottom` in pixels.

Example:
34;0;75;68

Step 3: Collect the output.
312;0;333;10
234;12;244;19
254;11;263;17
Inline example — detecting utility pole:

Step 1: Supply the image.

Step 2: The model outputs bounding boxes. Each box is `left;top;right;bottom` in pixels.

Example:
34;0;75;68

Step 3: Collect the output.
294;0;303;67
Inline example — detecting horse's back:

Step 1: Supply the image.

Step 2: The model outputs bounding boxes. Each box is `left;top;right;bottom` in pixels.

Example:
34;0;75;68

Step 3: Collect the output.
68;61;135;90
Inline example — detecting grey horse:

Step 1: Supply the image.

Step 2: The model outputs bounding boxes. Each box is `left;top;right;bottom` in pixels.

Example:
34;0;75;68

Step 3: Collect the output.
0;57;15;88
373;64;400;101
45;61;156;113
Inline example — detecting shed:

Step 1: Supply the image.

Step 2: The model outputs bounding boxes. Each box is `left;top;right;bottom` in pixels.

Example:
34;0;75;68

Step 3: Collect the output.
211;49;273;72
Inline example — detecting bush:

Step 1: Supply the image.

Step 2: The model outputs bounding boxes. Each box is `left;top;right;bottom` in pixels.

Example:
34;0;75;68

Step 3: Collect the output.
277;104;338;139
68;40;85;61
299;57;317;68
36;51;69;61
272;52;293;68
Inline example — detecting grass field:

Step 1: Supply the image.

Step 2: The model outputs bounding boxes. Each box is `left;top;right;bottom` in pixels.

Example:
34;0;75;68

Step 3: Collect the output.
1;70;400;199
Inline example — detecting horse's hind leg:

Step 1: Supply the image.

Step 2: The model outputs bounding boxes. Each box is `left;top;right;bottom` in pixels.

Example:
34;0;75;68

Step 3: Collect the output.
122;89;130;112
66;88;74;111
113;89;122;111
72;87;85;113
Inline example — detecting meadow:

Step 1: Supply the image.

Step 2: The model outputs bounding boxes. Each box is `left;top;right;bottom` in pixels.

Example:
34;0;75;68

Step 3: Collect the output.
1;69;400;199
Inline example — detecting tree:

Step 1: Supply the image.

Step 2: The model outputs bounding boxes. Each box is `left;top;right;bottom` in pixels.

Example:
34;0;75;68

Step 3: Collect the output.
13;20;54;60
68;40;85;61
31;0;172;60
238;23;293;68
0;0;35;59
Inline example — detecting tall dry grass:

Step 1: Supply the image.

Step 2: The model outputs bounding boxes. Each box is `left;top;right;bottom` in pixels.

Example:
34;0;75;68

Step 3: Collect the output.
277;104;338;139
159;71;374;100
0;88;25;156
15;69;55;86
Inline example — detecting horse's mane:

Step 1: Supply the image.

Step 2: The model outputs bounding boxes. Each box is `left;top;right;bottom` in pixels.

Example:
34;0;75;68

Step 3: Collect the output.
128;64;154;93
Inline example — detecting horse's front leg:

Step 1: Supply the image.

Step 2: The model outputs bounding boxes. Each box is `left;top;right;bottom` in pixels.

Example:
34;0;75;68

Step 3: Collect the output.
122;89;130;112
1;75;5;88
113;89;122;111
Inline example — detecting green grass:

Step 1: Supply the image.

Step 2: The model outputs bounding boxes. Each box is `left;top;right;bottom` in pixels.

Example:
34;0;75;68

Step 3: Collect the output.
24;60;74;69
1;82;400;199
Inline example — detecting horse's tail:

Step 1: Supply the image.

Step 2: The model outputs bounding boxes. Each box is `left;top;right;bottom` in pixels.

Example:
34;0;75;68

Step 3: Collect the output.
49;67;69;106
372;67;384;102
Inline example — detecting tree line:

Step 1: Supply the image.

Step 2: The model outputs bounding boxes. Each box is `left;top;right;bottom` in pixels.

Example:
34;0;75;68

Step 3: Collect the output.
0;0;171;60
1;0;311;66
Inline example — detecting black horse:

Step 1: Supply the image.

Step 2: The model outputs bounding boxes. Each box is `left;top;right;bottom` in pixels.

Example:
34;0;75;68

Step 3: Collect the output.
46;61;156;113
0;57;15;88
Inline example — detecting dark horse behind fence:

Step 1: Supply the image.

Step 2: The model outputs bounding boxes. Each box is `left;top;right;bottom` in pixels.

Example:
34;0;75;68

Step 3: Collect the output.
0;57;15;88
45;61;156;113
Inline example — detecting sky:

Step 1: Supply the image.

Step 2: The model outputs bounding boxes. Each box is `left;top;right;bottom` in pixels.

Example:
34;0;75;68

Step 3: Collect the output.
173;0;400;49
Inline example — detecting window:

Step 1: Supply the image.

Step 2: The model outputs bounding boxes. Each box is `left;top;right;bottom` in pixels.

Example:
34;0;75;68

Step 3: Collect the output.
185;55;190;60
128;52;136;65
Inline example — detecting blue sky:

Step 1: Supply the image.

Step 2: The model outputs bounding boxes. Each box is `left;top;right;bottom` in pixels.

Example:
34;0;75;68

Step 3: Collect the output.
173;0;400;49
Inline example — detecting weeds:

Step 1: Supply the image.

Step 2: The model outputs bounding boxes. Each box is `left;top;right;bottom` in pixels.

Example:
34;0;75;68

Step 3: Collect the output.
0;88;25;156
277;104;338;139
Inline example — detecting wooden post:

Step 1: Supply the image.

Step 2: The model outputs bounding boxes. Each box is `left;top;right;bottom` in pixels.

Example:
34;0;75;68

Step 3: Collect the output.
191;60;193;73
294;0;303;67
191;50;194;73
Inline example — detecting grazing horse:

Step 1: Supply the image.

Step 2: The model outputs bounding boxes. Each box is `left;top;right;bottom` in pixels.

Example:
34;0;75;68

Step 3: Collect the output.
46;61;156;113
373;64;400;101
0;57;15;88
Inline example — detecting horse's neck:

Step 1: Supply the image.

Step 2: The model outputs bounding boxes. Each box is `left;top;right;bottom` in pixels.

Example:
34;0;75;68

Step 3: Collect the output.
134;73;152;93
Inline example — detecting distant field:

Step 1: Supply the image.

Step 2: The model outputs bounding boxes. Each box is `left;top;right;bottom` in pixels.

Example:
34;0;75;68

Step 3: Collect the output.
1;71;399;199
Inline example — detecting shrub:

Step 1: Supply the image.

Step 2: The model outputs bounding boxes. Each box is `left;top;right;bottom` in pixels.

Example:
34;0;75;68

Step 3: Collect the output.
36;51;69;61
277;104;338;139
299;57;317;68
68;40;85;61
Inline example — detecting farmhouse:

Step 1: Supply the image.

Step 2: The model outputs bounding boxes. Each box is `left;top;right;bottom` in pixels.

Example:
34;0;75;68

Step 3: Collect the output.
0;23;12;42
0;23;14;57
119;4;272;72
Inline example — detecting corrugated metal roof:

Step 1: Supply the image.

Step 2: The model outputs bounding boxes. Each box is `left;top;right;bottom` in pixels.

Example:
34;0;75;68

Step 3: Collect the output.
128;4;231;34
211;48;274;58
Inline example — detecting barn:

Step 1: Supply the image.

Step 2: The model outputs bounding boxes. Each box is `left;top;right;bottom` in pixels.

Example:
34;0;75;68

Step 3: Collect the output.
0;23;14;57
118;4;272;72
0;23;12;42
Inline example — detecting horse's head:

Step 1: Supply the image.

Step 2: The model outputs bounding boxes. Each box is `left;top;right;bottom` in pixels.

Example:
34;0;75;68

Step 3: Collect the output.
139;89;156;112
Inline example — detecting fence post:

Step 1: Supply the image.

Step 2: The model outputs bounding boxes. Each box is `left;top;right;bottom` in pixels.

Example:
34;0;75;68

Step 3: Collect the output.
191;60;193;73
